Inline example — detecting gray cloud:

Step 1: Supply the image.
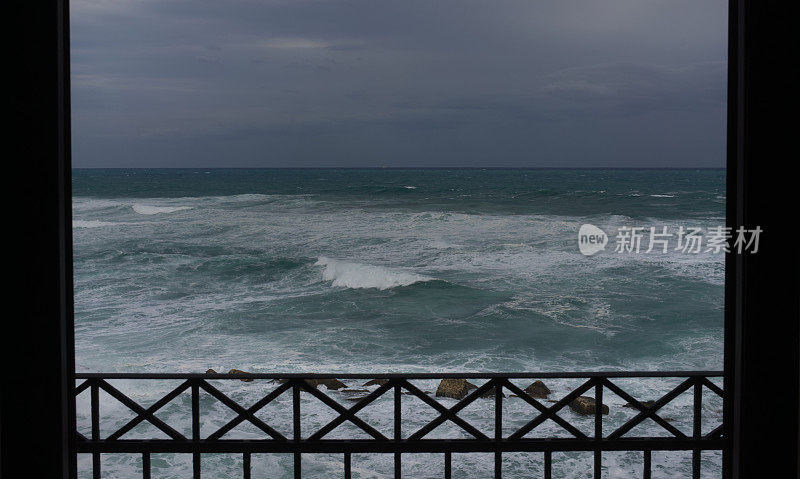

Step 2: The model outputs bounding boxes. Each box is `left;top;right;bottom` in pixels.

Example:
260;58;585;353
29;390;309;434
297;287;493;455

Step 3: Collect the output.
71;0;728;167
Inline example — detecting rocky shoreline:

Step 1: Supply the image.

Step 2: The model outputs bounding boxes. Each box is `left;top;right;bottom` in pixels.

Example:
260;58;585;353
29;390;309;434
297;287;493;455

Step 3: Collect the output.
203;370;672;417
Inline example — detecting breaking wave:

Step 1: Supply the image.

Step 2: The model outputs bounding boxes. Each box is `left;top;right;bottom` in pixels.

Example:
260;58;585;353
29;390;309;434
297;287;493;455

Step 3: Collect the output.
73;220;116;228
132;204;193;215
314;257;433;290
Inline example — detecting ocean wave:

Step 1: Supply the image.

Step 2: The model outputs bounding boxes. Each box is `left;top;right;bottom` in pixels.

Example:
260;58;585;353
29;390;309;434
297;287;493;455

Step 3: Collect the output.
429;240;461;249
650;194;676;198
132;204;193;215
314;257;432;290
73;220;116;228
72;198;122;211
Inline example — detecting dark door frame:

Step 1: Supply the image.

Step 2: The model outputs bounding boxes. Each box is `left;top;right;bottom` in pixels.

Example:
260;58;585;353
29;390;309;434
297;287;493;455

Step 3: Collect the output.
723;1;800;476
5;0;799;477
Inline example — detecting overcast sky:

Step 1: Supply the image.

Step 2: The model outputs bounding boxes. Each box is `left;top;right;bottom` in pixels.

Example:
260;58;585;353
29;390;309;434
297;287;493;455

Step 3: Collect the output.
71;0;727;168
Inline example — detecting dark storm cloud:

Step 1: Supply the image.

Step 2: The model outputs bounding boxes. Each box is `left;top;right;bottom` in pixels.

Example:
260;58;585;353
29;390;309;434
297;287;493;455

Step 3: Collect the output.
70;0;728;167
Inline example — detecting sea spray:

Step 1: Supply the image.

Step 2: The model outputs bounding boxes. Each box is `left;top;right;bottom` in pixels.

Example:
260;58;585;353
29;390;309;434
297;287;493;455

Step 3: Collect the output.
315;256;432;290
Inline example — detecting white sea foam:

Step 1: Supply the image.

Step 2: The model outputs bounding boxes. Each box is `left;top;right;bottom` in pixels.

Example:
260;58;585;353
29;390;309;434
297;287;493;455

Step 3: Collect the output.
132;204;193;215
429;240;461;249
72;198;121;211
314;257;432;290
73;220;116;228
650;194;676;198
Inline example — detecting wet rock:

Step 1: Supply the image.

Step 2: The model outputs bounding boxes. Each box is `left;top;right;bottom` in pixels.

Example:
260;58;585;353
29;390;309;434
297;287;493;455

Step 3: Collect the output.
436;379;478;399
569;396;609;415
363;379;390;387
228;369;254;382
340;389;370;394
345;396;370;402
340;388;371;402
306;378;347;390
205;369;217;374
524;380;551;399
435;379;505;399
275;378;348;390
623;400;655;409
485;387;506;398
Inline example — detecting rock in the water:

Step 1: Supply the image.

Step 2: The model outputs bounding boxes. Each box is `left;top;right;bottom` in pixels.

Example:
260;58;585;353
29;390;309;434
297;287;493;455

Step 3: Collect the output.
623;400;655;409
205;369;217;374
228;369;254;382
307;378;347;390
436;379;478;399
340;389;370;394
362;379;390;387
569;396;609;415
275;378;347;390
340;390;370;402
480;387;506;399
524;380;551;399
345;396;370;402
435;379;504;399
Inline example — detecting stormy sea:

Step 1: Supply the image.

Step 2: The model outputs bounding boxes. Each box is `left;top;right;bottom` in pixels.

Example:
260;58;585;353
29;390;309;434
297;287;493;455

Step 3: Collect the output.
72;168;725;478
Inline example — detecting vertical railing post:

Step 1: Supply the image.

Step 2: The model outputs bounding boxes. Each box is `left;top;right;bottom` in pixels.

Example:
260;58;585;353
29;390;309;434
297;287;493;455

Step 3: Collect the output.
142;452;151;479
444;452;452;479
642;450;651;479
394;381;401;478
594;379;603;479
91;380;100;479
692;378;702;479
243;452;250;479
192;379;200;479
293;380;301;479
344;452;351;479
544;450;552;479
495;379;503;479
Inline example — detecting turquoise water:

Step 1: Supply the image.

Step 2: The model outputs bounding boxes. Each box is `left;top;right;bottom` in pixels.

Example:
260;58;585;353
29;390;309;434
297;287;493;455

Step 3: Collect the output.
72;168;725;477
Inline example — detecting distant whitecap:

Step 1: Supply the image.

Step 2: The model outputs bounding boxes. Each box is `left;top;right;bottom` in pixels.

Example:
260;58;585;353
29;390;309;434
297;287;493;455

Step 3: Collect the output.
73;220;116;228
132;204;193;215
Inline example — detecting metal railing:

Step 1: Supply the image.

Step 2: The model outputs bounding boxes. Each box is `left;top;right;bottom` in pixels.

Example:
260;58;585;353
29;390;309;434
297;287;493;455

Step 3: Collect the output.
74;371;724;478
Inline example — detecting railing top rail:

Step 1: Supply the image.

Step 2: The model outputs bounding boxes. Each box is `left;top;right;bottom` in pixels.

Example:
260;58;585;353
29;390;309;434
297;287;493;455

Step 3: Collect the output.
74;370;723;380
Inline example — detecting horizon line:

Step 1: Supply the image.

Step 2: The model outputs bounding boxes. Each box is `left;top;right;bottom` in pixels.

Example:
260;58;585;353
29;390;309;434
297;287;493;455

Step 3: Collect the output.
72;166;726;170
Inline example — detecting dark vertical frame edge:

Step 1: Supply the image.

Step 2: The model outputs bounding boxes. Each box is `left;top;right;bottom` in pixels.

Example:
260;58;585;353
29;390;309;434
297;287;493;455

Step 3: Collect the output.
722;0;742;476
58;0;77;477
725;1;800;478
